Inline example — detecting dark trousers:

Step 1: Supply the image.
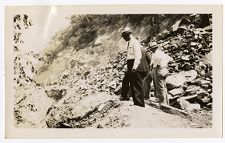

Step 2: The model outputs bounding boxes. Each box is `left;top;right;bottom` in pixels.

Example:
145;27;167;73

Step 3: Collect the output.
143;71;153;99
121;60;145;107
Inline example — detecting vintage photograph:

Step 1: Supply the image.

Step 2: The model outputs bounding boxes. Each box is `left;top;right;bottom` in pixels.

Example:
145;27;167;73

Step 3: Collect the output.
4;5;223;138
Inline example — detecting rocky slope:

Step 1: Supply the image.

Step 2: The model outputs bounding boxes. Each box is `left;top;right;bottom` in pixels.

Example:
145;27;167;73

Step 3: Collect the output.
14;14;212;128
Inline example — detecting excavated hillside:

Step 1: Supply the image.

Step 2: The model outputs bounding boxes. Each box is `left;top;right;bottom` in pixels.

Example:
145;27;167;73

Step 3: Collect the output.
14;14;212;128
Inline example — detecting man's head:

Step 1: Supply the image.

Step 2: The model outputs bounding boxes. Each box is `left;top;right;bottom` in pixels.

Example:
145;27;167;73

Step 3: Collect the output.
121;27;132;41
148;41;158;53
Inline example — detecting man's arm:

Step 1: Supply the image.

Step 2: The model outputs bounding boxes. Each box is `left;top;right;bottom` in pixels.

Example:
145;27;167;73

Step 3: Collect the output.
132;39;142;70
146;51;152;65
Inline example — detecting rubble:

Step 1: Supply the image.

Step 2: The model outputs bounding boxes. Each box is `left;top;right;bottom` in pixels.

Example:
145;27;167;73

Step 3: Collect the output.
45;93;120;128
59;14;213;112
154;16;212;110
14;14;213;128
108;15;212;111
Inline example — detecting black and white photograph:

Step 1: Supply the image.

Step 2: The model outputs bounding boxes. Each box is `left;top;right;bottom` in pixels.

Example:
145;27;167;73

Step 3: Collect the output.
4;5;223;138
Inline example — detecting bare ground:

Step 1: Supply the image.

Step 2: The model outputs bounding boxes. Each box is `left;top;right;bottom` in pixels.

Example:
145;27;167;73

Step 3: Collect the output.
15;86;212;128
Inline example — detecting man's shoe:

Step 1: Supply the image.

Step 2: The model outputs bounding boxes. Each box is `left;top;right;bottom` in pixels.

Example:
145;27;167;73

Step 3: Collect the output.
119;97;130;101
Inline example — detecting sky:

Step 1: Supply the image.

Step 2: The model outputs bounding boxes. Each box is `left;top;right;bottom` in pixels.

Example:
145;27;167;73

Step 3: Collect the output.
8;6;75;53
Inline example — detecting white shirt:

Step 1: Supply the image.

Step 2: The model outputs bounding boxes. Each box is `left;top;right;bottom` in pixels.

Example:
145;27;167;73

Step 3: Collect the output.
126;36;142;69
151;48;173;68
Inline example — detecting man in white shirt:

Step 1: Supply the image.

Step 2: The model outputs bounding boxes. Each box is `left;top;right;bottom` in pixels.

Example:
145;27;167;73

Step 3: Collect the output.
120;27;145;107
146;41;173;106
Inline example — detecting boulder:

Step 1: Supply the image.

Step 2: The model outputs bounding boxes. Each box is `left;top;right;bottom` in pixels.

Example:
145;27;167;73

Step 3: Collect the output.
203;25;212;32
190;42;198;46
207;89;212;94
177;98;201;110
196;90;212;107
202;51;212;65
161;29;170;39
206;103;212;108
181;55;190;61
166;83;179;91
181;63;192;71
197;89;209;97
187;103;201;110
180;94;198;101
177;98;190;110
201;96;212;104
185;85;201;95
204;71;212;79
197;79;211;89
108;81;117;89
166;70;197;88
45;88;67;101
168;88;184;97
166;73;186;88
172;18;191;32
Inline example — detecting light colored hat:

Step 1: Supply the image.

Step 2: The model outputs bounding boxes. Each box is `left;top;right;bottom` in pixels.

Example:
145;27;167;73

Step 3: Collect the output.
121;27;132;37
157;40;163;44
149;41;158;49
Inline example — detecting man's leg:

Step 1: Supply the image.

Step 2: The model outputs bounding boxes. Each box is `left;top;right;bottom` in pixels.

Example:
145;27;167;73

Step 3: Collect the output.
120;72;130;100
130;71;145;107
143;71;152;99
120;60;134;101
152;67;169;105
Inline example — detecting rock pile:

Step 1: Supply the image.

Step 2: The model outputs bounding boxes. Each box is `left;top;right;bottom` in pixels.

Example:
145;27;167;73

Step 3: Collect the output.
44;51;127;98
14;14;213;128
148;15;212;110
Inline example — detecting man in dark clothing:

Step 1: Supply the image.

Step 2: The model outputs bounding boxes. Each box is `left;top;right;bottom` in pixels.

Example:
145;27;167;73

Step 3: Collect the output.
143;51;153;99
121;47;151;100
143;43;155;100
119;27;150;107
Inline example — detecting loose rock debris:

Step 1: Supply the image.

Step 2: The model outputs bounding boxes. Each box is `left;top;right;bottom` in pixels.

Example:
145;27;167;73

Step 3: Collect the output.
14;14;212;128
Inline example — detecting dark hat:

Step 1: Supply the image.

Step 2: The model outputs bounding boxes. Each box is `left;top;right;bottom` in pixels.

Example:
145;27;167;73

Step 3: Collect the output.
121;27;132;37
